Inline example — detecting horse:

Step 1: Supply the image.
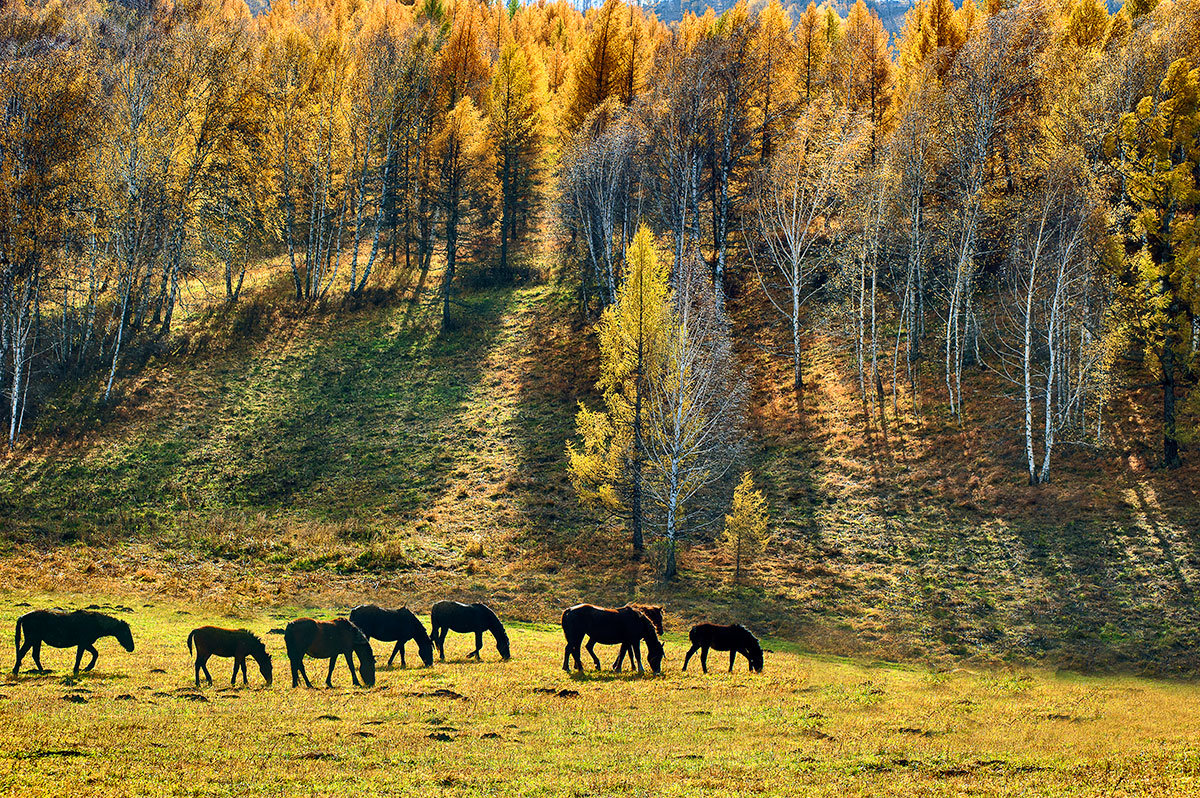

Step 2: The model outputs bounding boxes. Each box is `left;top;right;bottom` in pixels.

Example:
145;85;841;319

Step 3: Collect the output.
348;604;434;668
561;604;664;675
13;609;135;676
682;623;764;673
283;618;376;688
429;601;510;661
187;626;273;688
611;603;664;671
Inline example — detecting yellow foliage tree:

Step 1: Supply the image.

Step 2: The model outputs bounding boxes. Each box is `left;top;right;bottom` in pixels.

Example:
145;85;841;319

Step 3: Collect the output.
568;225;671;553
721;472;768;582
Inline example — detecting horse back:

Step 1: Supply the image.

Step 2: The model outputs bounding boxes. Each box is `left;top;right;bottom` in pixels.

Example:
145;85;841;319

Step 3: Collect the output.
22;609;100;648
192;626;260;658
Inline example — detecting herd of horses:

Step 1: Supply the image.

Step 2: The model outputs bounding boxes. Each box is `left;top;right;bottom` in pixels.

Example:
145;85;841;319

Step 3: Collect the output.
12;601;764;687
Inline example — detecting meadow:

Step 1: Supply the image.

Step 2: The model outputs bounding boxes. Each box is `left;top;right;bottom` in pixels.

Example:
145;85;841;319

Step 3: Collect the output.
2;594;1200;797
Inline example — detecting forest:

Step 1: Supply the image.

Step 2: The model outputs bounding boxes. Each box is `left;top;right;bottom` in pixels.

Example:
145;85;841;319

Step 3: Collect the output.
1;0;1200;574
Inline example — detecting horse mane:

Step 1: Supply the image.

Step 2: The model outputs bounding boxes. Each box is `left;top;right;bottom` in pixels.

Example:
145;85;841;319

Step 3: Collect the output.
628;607;661;643
343;619;374;656
240;629;267;654
92;612;128;635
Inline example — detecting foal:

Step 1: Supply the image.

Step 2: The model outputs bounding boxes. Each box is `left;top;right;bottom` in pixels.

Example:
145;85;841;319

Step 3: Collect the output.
682;623;764;673
187;626;273;687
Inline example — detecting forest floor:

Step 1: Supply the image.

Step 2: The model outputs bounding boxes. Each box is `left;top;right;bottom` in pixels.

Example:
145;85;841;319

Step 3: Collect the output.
2;261;1200;675
2;594;1200;797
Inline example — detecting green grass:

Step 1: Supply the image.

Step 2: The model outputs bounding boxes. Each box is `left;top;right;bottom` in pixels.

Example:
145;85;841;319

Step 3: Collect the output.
2;593;1200;796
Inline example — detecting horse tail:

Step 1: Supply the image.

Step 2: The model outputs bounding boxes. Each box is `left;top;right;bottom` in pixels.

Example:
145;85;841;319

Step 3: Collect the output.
14;615;22;652
187;629;195;655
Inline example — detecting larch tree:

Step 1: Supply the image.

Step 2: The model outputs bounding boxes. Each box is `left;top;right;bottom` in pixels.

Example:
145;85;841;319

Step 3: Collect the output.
568;225;672;555
489;41;546;279
564;0;629;131
721;472;768;583
434;97;493;330
1109;58;1200;468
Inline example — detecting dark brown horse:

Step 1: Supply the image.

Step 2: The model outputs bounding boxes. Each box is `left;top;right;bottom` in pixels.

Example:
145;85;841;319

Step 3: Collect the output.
187;627;273;687
13;609;135;676
611;603;664;671
348;604;434;668
682;623;763;673
561;604;663;675
283;618;376;688
429;601;510;661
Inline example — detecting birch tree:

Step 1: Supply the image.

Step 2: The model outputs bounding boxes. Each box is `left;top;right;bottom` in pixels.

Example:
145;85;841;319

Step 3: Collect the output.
751;98;866;396
644;251;747;581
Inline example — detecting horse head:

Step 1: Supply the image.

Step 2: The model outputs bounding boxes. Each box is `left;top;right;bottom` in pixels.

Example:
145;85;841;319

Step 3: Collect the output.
739;627;764;673
250;637;273;685
348;624;376;687
493;626;511;660
115;620;135;653
645;634;665;675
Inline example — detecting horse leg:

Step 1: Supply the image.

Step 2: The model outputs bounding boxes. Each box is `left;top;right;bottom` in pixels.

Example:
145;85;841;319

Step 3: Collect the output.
13;639;32;675
74;645;86;676
729;651;736;673
83;644;99;672
241;658;249;685
585;638;602;671
199;655;213;686
32;641;43;672
387;640;402;668
562;642;571;672
472;631;483;660
683;644;699;671
346;652;360;687
613;645;626;672
433;627;445;661
633;643;644;675
700;647;709;674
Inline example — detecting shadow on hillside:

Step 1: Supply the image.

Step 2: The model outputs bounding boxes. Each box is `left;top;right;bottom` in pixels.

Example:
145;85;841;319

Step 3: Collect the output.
507;283;598;553
0;289;516;541
202;291;516;518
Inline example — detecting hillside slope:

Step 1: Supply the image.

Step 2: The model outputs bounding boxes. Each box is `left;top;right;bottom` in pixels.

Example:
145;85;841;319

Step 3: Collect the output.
3;272;1200;674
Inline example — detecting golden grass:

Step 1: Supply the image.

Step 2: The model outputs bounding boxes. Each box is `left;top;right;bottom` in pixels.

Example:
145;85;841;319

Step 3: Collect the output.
2;592;1200;796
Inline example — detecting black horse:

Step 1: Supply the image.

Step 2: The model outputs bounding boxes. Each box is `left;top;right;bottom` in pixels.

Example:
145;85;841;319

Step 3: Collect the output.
429;601;510;661
348;604;434;668
187;626;273;687
13;609;135;676
682;623;763;673
283;618;376;688
561;604;664;675
611;603;664;671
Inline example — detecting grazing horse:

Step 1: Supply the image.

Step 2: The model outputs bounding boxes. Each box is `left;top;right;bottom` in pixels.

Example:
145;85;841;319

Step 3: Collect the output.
561;604;664;675
611;603;664;671
429;601;510;661
283;618;376;688
187;626;273;687
13;609;135;676
682;623;764;673
348;604;434;668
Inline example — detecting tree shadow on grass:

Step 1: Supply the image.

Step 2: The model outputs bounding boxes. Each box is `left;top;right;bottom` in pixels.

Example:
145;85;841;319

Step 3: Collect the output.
0;289;515;541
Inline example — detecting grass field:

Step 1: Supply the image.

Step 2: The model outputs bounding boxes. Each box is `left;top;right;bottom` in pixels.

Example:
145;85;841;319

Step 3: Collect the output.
1;594;1200;797
4;273;1200;675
